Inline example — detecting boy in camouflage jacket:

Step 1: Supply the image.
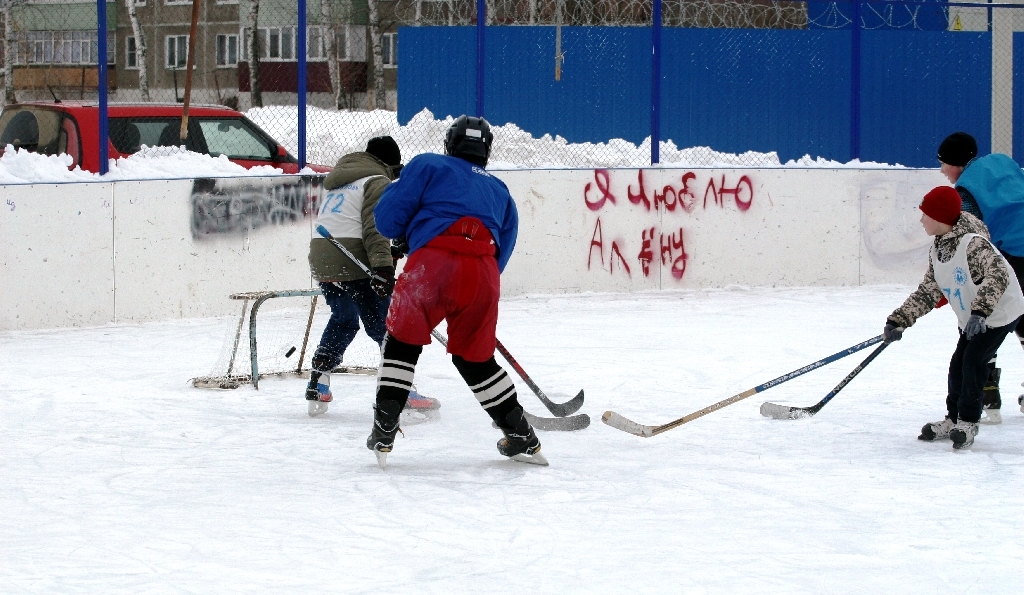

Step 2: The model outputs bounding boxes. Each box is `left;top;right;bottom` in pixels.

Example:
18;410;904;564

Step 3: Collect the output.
883;186;1024;449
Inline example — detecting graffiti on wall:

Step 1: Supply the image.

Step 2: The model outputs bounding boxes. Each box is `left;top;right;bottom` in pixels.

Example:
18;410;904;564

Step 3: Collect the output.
191;176;323;238
584;169;757;281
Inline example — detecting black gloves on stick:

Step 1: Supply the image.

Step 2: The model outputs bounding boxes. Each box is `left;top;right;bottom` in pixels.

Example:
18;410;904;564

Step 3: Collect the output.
370;266;396;298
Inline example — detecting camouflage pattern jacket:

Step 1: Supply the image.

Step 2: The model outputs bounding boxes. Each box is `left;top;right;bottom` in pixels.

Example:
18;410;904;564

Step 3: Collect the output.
888;212;1012;328
308;152;397;283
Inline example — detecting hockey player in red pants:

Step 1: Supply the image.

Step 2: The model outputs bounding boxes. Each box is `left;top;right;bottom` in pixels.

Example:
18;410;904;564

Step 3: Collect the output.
365;115;546;467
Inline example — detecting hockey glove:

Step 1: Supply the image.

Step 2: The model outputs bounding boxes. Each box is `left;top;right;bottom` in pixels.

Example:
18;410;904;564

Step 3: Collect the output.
370;266;396;298
964;314;988;340
882;321;904;343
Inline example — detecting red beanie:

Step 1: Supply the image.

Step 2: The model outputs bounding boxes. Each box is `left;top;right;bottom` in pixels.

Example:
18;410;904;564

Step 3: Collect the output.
920;186;962;226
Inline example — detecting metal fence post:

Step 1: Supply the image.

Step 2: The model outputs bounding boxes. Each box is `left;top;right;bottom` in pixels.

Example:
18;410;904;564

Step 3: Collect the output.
850;0;862;161
298;0;307;169
97;0;109;175
651;0;662;165
476;0;485;118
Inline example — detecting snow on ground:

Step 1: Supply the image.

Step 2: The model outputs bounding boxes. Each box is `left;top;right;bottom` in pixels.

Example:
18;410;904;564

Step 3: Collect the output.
3;286;1023;593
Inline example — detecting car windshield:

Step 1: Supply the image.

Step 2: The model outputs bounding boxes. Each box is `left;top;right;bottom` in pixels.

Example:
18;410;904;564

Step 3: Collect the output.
197;119;274;161
0;107;63;154
109;117;202;154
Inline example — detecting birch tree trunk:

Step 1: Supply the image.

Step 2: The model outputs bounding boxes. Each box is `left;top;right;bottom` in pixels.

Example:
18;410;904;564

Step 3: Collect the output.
320;0;342;109
2;0;16;105
367;0;384;110
125;0;150;101
247;0;263;108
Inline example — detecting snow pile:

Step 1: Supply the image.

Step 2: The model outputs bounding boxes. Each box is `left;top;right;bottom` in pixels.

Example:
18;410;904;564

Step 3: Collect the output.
0;144;284;185
247;106;907;170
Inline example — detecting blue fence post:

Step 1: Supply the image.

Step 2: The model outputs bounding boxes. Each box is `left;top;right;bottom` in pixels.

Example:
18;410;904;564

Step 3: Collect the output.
850;0;861;161
97;0;109;175
476;0;485;118
298;0;307;169
651;0;662;165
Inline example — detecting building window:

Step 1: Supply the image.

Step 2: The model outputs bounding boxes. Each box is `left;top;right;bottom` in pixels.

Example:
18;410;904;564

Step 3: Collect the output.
382;33;397;67
242;26;350;62
166;35;188;69
14;31;114;66
126;36;138;69
216;34;238;67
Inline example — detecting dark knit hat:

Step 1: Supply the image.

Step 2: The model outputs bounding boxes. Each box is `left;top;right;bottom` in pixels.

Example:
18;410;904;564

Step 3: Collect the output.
920;186;962;226
937;132;977;167
366;136;401;167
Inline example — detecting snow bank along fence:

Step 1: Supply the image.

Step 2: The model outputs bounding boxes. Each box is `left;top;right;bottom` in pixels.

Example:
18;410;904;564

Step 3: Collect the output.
0;166;945;331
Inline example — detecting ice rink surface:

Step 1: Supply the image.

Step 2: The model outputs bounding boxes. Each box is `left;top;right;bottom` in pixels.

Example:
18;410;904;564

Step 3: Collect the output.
3;286;1024;594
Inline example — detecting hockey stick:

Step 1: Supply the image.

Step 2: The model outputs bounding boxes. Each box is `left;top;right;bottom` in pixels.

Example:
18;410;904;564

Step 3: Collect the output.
494;340;584;417
760;341;889;420
316;225;391;286
602;335;884;437
431;329;590;431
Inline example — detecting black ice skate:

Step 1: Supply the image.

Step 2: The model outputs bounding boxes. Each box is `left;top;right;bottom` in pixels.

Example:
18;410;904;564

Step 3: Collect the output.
496;407;549;466
918;418;954;441
366;399;404;469
981;366;1002;424
950;420;979;450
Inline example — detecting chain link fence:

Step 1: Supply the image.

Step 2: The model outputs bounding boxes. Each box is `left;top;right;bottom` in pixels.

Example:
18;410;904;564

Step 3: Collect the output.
0;1;1020;170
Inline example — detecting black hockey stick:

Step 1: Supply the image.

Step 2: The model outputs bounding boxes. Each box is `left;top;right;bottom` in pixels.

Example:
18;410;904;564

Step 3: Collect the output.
760;341;889;420
602;335;884;437
494;340;585;417
431;329;590;431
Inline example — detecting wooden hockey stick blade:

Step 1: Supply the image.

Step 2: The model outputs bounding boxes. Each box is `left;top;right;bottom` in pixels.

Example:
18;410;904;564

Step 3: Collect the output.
759;402;814;420
601;411;655;437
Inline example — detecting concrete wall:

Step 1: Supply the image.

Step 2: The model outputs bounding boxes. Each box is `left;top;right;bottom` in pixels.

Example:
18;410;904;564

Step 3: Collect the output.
0;167;947;331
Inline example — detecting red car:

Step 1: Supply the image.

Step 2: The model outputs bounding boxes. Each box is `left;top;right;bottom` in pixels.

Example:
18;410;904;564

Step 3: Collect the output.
0;101;331;174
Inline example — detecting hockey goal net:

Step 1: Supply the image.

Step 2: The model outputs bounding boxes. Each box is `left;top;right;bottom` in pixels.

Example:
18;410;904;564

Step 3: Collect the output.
192;289;381;389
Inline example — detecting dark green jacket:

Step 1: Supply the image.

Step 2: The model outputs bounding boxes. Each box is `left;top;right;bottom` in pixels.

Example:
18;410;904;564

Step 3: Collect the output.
309;152;397;282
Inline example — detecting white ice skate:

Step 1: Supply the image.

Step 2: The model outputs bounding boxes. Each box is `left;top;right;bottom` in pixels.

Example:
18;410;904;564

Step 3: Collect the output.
306;372;332;418
950;420;979;450
399;388;441;425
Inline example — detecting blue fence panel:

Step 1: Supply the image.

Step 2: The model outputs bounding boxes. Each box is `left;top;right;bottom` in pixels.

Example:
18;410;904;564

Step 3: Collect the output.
860;31;990;167
1015;32;1024;166
661;29;850;164
398;27;477;124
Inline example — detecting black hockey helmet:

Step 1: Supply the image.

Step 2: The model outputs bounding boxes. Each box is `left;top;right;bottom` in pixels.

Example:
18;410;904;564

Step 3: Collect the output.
444;115;493;165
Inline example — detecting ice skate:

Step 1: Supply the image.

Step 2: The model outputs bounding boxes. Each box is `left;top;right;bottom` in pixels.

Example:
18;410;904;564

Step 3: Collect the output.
305;371;332;417
981;366;1002;424
496;407;548;466
918;417;954;441
950;420;979;450
366;399;404;469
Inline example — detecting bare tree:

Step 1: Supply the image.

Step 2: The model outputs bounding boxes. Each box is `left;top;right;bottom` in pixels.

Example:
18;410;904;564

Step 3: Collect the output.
125;0;150;101
367;0;384;109
2;0;19;105
247;0;263;107
320;0;343;110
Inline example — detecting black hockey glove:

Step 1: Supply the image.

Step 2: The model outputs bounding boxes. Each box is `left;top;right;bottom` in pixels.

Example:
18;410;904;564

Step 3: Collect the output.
963;314;988;340
390;238;410;267
370;266;396;298
882;321;904;343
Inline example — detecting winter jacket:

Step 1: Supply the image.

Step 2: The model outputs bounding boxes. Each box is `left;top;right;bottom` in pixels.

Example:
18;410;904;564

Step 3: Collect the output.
888;212;1013;328
308;152;396;282
374;153;519;273
955;153;1024;257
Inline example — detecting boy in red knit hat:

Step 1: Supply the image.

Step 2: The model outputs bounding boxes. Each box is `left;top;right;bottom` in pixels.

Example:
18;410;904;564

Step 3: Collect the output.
883;186;1024;449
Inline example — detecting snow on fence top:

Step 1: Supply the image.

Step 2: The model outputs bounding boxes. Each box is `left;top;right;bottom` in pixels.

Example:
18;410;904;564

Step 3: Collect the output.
0;108;906;184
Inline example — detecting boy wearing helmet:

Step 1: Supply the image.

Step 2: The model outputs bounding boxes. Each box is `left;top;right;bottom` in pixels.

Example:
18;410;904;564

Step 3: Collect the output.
883;186;1024;450
365;115;545;467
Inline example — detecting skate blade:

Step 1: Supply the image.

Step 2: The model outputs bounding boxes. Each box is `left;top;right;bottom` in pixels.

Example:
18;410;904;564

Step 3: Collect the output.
979;410;1002;425
307;401;328;417
510;451;549;466
374;450;388;469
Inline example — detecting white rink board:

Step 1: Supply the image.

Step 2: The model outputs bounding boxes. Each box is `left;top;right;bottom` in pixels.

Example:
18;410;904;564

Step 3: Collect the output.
1;167;947;330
